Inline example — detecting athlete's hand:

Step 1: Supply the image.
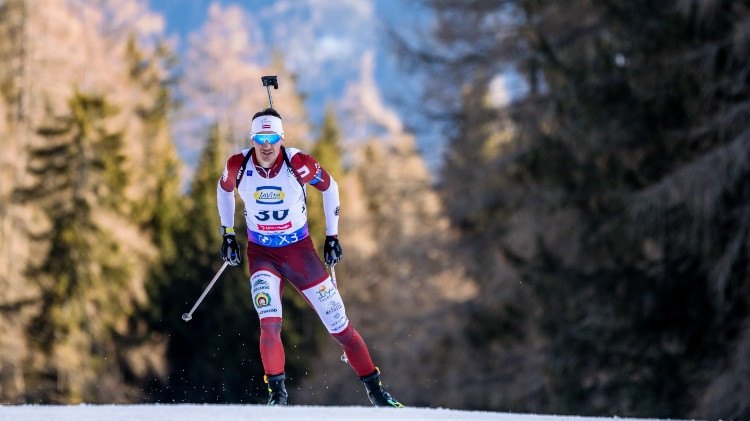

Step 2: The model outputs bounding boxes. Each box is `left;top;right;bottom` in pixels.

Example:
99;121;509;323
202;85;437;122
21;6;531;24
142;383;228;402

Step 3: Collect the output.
220;227;242;266
324;235;343;267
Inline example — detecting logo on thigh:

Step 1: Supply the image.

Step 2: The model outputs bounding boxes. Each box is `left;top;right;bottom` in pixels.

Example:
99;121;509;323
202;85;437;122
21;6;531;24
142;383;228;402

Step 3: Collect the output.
325;300;343;315
254;292;271;308
250;270;282;317
315;283;337;302
252;278;270;292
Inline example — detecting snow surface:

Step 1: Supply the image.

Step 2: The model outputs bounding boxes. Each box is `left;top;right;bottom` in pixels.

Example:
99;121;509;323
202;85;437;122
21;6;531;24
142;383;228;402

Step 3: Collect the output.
0;404;674;421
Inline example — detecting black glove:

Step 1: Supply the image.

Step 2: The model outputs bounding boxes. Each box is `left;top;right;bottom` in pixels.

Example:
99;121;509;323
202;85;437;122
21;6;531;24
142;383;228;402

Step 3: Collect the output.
220;227;241;266
323;235;343;267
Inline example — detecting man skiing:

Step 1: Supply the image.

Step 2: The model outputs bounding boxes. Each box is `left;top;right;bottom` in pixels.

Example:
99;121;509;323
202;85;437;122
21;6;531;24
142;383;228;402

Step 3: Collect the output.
217;107;403;407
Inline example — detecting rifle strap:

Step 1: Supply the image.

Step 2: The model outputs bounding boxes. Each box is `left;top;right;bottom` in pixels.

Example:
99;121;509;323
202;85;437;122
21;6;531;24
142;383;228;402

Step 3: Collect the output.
281;145;306;203
235;148;253;187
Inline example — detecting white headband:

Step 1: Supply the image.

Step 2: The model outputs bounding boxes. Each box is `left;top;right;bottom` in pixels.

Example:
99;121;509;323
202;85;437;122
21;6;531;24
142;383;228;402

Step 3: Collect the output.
251;115;284;137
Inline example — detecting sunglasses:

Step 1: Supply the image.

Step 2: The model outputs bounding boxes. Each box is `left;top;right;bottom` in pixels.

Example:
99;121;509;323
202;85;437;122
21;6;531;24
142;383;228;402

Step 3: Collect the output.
250;133;282;145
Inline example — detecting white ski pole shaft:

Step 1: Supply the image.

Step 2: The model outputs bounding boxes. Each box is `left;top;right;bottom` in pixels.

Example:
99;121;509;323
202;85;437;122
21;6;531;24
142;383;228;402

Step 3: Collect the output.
330;265;338;288
182;261;230;322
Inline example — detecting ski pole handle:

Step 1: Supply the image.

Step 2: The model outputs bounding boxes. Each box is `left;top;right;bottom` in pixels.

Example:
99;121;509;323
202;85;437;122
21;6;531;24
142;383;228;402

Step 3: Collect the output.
182;261;230;322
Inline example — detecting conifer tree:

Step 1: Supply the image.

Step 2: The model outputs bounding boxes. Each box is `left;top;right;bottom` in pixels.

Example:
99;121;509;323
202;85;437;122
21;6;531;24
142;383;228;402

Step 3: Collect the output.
2;0;183;404
308;105;344;252
147;125;256;402
401;0;750;417
18;91;138;402
122;34;191;397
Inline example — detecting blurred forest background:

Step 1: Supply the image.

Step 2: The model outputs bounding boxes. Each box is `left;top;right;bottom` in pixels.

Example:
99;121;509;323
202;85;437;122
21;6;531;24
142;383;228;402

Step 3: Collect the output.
0;0;748;419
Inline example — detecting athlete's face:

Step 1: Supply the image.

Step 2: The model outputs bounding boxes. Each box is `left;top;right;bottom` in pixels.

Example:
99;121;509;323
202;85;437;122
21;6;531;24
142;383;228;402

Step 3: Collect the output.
253;131;283;168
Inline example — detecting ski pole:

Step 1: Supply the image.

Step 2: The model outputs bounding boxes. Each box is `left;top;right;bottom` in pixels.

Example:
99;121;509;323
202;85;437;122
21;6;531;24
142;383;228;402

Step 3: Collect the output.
182;261;230;322
330;264;338;289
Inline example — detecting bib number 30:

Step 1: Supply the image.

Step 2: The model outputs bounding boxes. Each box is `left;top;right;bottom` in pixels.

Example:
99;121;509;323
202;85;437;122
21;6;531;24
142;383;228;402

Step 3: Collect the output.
256;209;289;221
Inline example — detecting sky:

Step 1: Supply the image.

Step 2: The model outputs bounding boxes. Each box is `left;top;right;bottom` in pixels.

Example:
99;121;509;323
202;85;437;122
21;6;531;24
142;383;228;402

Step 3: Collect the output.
145;0;440;166
146;0;422;123
0;404;672;421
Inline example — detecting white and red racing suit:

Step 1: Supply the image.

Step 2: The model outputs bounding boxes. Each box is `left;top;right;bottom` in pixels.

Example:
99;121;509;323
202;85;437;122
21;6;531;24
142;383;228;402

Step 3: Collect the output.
217;146;376;378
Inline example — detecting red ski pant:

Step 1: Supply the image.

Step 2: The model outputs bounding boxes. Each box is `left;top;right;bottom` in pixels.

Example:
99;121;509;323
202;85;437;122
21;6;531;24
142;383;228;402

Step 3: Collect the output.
247;236;376;377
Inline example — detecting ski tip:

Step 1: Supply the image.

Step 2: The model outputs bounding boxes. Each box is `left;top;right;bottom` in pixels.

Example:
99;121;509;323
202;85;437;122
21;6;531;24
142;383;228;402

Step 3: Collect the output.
181;313;192;322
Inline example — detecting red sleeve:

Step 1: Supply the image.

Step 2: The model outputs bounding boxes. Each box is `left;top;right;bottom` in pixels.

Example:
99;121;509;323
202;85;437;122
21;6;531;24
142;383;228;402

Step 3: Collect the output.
219;153;246;192
289;152;332;191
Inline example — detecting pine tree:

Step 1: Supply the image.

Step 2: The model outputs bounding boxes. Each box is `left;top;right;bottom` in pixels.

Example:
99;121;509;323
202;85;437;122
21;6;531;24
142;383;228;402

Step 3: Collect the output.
401;0;750;417
1;0;184;404
121;34;190;397
307;105;344;252
146;125;256;402
18;91;139;403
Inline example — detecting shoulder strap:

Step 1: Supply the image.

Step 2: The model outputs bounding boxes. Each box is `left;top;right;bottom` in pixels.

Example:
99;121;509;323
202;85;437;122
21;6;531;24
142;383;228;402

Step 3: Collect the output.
235;148;253;188
281;146;304;187
281;146;306;203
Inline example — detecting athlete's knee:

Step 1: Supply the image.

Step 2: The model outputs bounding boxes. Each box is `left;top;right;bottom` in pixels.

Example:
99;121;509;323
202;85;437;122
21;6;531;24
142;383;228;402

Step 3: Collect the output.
260;317;283;336
260;317;282;330
331;323;356;345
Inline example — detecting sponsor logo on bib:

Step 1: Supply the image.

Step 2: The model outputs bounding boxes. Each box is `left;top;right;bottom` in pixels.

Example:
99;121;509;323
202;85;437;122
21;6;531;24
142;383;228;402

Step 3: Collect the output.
258;221;293;231
254;186;284;204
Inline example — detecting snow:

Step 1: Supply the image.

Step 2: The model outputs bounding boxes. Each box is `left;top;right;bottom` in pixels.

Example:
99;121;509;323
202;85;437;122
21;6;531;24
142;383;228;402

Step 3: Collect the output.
0;404;672;421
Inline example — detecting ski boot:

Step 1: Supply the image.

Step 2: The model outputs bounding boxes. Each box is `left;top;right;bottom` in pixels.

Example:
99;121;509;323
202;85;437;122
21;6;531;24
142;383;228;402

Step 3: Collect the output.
264;373;288;405
359;368;404;408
